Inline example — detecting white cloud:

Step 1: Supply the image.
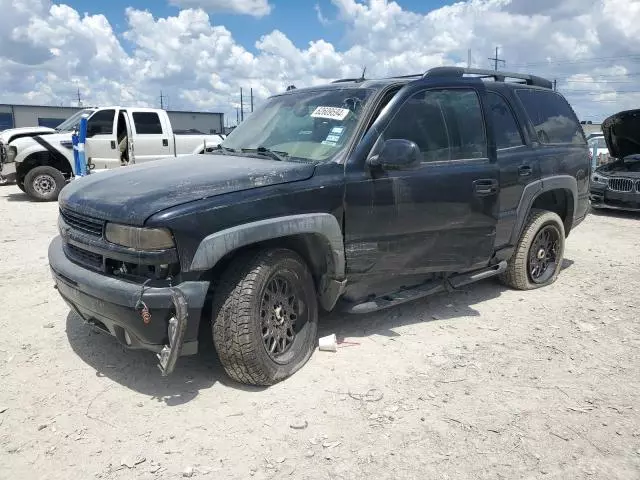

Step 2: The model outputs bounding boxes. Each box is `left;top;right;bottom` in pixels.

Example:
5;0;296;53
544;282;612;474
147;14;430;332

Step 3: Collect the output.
1;0;640;124
168;0;272;17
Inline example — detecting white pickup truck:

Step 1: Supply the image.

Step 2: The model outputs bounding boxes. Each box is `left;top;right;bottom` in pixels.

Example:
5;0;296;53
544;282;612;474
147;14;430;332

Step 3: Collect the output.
4;107;225;201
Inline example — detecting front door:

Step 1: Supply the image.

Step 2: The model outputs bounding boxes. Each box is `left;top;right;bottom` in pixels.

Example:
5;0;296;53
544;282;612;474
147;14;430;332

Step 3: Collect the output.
85;109;120;170
344;85;499;298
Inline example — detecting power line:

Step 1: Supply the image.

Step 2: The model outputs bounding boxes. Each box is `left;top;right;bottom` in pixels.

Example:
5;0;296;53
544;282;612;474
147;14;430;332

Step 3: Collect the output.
508;53;640;68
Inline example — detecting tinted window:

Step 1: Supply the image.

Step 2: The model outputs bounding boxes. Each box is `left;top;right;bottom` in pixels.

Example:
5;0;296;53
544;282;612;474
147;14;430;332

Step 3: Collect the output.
133;112;163;134
38;117;65;129
385;89;487;162
487;92;524;149
516;89;583;144
86;109;115;135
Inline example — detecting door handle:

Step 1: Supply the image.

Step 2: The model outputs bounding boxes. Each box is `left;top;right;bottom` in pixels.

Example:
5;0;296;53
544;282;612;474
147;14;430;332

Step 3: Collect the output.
110;140;116;150
473;179;498;196
518;165;532;176
162;139;169;147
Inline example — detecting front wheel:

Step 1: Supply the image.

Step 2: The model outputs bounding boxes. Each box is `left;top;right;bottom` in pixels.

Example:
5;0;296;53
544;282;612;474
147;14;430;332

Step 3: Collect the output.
211;249;318;386
499;209;565;290
23;166;66;202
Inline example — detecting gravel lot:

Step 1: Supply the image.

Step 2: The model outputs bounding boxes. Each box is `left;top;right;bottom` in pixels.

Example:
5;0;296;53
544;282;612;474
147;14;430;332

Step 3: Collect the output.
1;183;639;480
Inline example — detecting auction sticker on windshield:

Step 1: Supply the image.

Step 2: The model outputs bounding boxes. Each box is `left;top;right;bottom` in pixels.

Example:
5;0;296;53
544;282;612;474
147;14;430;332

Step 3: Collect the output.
311;106;350;121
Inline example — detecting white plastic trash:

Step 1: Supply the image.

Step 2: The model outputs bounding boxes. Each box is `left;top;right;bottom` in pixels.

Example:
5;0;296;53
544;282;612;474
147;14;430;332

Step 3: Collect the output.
318;334;337;352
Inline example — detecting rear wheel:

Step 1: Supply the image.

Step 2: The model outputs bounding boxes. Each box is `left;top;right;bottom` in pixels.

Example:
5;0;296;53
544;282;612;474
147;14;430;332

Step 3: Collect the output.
211;249;318;386
24;166;66;202
500;209;565;290
17;182;26;192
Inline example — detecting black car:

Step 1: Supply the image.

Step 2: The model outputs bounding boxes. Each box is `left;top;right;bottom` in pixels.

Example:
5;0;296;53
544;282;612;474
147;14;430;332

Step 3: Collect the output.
590;109;640;212
48;67;590;385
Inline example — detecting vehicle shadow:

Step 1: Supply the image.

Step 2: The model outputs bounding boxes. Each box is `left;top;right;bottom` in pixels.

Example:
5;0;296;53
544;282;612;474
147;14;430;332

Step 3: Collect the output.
4;192;32;202
65;311;266;406
318;276;508;341
589;207;640;220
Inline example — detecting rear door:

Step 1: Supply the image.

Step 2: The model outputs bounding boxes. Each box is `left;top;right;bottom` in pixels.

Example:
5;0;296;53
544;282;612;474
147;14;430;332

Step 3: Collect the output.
85;109;120;170
344;83;500;286
129;110;173;163
487;91;539;248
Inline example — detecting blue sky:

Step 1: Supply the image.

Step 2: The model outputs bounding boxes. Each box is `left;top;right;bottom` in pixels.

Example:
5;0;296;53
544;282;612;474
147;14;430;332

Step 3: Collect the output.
64;0;455;52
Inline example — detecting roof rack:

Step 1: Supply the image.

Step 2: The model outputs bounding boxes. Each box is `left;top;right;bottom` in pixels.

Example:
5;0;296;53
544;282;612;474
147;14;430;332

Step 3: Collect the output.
423;67;553;89
331;78;366;84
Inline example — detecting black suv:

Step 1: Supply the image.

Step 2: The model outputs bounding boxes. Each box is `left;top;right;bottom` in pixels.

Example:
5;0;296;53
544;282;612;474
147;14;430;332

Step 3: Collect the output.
49;67;590;385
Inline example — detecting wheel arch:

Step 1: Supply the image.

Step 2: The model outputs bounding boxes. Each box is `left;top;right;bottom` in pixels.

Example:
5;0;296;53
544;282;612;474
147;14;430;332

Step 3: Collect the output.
189;213;346;312
16;150;73;184
511;175;578;245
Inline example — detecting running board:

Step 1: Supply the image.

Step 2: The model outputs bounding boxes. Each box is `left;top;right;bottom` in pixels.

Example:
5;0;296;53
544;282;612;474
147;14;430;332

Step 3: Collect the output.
343;261;507;314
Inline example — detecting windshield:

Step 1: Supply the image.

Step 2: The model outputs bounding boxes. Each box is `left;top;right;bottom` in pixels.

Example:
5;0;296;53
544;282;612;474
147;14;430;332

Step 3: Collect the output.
222;88;375;163
55;109;95;132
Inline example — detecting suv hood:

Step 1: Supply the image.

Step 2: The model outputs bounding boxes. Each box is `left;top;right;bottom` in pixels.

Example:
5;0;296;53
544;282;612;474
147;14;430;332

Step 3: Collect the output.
59;154;316;225
0;126;56;144
602;109;640;159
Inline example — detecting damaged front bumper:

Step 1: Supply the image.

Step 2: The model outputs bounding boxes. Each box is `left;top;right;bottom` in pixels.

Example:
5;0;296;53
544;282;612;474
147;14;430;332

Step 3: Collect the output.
48;236;209;375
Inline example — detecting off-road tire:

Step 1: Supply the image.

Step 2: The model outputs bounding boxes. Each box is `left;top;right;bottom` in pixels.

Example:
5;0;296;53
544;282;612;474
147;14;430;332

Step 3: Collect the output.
24;166;66;202
499;209;565;290
211;248;318;386
17;182;26;192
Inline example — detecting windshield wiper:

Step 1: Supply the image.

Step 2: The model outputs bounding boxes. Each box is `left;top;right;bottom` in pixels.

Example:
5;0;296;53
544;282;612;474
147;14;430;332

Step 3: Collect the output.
210;145;238;155
241;146;289;162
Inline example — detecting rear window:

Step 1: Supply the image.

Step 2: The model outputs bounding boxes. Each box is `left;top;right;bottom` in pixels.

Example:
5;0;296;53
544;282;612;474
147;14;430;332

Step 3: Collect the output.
133;112;163;135
516;89;584;145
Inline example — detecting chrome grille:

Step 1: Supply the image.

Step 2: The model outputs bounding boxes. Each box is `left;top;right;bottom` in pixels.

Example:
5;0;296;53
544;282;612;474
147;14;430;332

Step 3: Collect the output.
60;208;104;237
66;244;103;271
608;178;634;193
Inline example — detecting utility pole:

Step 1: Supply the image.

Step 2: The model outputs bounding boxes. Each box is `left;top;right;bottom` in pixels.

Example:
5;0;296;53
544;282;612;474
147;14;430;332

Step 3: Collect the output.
467;49;472;68
250;88;254;113
553;79;557;91
160;91;165;109
76;88;82;107
488;47;505;71
240;88;244;122
236;107;239;125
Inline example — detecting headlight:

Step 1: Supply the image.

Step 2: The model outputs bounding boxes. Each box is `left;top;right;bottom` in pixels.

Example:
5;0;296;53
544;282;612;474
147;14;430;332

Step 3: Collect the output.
105;223;175;250
7;146;17;163
591;174;608;185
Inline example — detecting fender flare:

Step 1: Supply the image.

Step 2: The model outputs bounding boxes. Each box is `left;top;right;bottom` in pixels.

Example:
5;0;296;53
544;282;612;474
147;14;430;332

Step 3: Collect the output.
510;174;578;245
189;213;346;311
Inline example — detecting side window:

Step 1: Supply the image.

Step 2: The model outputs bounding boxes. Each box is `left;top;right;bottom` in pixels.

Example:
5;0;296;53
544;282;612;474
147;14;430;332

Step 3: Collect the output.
133;112;163;135
516;89;584;144
384;89;487;162
487;92;524;149
86;109;115;136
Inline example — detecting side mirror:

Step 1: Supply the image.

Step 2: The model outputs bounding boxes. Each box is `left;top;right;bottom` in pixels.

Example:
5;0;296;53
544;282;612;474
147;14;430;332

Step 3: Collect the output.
367;139;423;171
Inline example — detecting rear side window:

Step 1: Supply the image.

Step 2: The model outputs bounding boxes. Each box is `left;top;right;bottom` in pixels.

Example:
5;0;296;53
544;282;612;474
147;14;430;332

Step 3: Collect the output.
516;89;583;145
487;92;524;149
384;88;487;162
133;112;163;134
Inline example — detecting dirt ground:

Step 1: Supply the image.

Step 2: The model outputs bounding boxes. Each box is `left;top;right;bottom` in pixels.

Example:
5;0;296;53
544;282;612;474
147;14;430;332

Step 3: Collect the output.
0;183;639;480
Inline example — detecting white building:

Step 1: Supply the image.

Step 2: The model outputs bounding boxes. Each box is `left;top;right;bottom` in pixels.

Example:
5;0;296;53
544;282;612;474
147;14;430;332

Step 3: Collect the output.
0;104;224;134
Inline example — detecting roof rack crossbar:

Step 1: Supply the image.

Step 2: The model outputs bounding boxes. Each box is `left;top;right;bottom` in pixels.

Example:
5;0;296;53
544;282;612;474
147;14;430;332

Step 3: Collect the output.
423;67;553;89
